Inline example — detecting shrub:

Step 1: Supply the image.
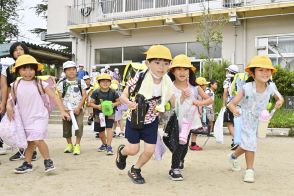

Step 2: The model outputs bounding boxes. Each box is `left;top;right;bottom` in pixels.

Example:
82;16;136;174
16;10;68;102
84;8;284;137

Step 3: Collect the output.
272;65;294;96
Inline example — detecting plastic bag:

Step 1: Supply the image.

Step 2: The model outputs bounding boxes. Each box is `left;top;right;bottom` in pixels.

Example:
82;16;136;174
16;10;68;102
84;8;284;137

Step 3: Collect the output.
162;111;179;152
154;133;166;160
213;108;225;144
0;104;27;149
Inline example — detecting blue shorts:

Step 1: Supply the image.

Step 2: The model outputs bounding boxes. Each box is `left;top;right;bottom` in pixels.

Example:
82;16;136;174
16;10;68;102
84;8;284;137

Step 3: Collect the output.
125;118;159;144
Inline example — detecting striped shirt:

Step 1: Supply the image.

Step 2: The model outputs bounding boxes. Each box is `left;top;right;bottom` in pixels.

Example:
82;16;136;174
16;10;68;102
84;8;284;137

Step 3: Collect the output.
126;73;161;124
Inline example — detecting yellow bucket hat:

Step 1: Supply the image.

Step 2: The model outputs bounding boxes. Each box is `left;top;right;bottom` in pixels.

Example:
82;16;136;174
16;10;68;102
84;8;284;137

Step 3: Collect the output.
145;45;172;61
245;56;277;73
169;54;196;72
12;55;44;72
196;77;210;85
97;73;112;82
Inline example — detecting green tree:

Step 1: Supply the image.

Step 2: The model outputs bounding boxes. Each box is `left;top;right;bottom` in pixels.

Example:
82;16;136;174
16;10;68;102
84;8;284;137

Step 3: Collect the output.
196;5;227;79
0;0;20;43
30;0;47;35
273;65;294;96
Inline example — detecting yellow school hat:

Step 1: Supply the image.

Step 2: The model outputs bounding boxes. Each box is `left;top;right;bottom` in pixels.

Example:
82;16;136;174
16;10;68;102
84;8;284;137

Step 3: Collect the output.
12;55;44;72
196;77;210;85
97;73;112;81
245;56;277;73
169;54;196;72
145;45;172;61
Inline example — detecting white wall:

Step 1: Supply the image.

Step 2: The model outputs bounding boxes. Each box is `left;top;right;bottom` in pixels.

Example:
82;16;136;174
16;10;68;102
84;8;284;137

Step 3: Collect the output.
47;0;71;34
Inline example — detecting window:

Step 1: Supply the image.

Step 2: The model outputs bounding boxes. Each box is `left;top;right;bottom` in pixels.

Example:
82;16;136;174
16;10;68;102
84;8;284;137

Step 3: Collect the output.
164;43;186;57
95;47;122;64
125;0;153;11
187;42;221;58
100;0;123;14
124;45;151;62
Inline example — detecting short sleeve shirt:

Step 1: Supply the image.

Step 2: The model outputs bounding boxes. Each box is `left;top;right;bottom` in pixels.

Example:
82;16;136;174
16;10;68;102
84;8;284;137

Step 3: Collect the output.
57;79;87;110
90;88;119;115
126;73;161;124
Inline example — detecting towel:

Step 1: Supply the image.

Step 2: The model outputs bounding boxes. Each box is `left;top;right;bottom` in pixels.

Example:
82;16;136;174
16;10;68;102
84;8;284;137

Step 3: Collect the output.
138;71;173;112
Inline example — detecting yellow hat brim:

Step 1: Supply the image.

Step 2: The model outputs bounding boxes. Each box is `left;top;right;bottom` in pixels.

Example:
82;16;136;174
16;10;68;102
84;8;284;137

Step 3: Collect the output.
12;63;44;73
245;64;277;73
169;64;196;72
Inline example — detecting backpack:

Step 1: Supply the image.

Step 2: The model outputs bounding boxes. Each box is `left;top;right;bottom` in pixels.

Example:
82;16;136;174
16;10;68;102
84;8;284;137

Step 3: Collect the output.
13;76;57;113
60;78;82;98
230;73;248;97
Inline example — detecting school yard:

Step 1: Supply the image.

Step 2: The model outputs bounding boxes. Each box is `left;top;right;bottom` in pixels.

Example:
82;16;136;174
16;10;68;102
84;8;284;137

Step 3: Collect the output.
0;124;293;196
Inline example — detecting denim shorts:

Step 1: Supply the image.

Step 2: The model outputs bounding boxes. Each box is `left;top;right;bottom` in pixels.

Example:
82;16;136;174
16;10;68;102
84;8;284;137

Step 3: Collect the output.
125;118;159;144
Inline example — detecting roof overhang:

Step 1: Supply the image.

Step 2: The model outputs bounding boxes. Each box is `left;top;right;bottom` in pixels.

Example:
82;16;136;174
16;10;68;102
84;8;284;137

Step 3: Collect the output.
68;2;294;35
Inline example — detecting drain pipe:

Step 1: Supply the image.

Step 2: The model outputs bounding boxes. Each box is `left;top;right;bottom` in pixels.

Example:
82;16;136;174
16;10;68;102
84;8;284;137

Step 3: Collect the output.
243;18;247;69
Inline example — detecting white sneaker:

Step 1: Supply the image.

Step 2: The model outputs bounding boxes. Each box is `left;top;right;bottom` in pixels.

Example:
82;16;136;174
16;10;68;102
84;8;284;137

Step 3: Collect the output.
244;169;255;183
0;147;7;155
228;154;241;171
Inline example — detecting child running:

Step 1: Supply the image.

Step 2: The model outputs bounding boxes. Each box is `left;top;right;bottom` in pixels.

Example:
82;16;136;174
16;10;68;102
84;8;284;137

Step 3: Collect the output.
89;73;120;155
227;56;284;183
6;55;69;173
205;80;218;134
168;55;213;180
116;45;174;184
57;61;87;155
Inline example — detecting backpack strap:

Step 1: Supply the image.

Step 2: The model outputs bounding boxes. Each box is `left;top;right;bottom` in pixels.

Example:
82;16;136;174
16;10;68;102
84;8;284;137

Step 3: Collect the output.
61;78;67;98
11;79;21;104
36;78;45;95
77;78;82;96
128;70;148;99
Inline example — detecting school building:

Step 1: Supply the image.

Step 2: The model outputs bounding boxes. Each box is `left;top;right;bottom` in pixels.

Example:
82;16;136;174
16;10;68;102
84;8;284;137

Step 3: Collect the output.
45;0;294;72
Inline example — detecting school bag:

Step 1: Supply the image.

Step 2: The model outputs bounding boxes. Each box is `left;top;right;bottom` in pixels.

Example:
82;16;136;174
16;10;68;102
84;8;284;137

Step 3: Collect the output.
230;73;248;97
59;78;82;98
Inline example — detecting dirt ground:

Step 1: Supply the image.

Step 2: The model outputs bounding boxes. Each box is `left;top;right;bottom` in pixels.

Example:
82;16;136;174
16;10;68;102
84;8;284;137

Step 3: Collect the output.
0;124;293;196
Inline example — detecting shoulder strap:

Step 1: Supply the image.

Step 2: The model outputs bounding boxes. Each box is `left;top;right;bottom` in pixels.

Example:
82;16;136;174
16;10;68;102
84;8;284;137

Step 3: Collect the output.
36;78;45;95
77;79;82;96
62;78;67;98
128;70;148;99
11;79;21;103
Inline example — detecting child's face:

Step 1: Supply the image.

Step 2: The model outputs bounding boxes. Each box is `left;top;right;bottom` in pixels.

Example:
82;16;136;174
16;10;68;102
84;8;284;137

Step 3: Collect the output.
19;66;35;81
252;67;272;83
84;79;91;86
146;59;170;79
211;83;218;90
64;67;77;80
172;67;189;82
13;45;25;59
99;79;111;90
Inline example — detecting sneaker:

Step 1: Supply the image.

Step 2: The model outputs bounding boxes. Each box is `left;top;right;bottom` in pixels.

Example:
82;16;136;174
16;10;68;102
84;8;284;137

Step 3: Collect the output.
97;144;107;152
169;169;184;181
128;165;145;184
95;133;99;139
64;144;74;153
44;159;56;173
189;145;203;151
14;161;33;174
116;145;128;170
179;161;184;170
230;139;239;150
73;144;81;155
113;132;117;138
118;132;125;137
9;150;25;161
228;154;241;171
244;169;255;183
31;151;37;161
106;146;114;155
0;147;7;155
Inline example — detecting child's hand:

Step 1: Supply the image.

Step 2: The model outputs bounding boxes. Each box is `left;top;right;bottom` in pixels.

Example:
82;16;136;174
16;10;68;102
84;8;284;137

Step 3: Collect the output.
6;104;14;121
97;104;102;110
61;111;70;120
127;101;137;110
231;108;240;117
182;89;192;98
74;107;81;115
275;99;283;109
193;100;201;106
